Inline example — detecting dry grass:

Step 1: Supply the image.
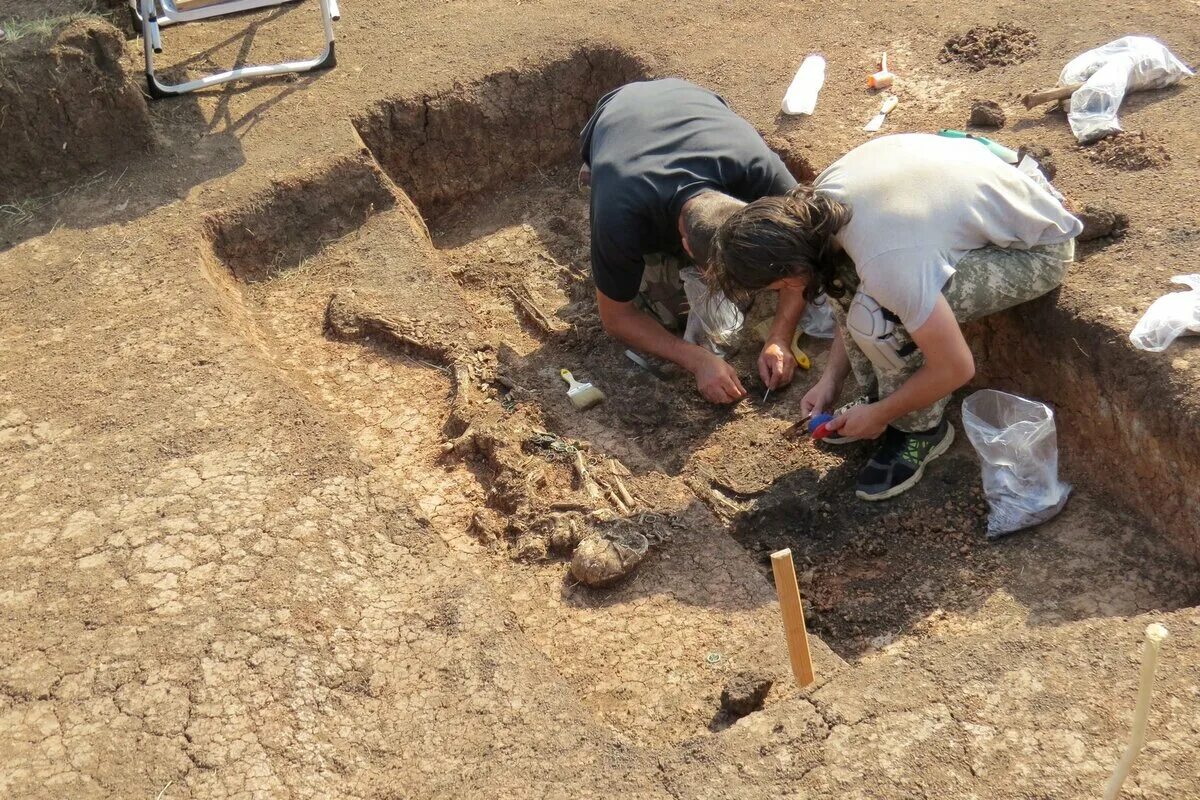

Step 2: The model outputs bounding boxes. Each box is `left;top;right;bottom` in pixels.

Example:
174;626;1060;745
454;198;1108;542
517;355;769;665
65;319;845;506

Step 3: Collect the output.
1;4;104;43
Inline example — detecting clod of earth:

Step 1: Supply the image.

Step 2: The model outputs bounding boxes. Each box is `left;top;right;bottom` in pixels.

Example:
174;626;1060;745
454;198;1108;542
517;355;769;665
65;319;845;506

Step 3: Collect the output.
1076;204;1129;241
968;99;1006;128
570;527;649;587
939;23;1038;71
719;672;774;718
515;535;549;561
1018;144;1057;181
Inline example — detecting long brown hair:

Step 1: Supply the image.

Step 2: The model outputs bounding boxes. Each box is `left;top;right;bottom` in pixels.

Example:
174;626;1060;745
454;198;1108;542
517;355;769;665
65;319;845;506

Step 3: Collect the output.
709;185;851;304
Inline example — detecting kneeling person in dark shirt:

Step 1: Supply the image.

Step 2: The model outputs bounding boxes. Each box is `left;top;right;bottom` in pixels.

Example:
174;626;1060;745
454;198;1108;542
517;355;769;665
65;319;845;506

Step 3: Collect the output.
580;78;804;404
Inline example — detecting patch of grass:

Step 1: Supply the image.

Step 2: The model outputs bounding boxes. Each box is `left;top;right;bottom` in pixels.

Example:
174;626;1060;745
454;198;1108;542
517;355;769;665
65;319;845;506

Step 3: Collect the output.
0;170;108;230
1;5;104;44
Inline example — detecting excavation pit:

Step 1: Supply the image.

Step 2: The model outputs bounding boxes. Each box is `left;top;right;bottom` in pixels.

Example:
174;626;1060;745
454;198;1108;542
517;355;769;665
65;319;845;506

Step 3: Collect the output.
280;155;1200;663
192;37;1200;755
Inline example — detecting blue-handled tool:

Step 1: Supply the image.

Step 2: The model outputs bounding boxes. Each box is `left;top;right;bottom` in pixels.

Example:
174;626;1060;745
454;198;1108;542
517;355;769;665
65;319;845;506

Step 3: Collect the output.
809;412;834;439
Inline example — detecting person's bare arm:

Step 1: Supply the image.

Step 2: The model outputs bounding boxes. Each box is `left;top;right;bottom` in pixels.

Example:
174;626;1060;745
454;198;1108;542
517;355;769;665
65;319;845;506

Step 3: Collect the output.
800;326;852;417
596;291;747;404
826;296;974;438
758;285;806;390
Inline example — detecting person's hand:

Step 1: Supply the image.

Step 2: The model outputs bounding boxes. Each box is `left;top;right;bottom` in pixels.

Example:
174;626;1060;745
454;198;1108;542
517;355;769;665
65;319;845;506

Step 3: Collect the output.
825;403;889;440
694;352;747;404
758;338;796;391
800;373;842;418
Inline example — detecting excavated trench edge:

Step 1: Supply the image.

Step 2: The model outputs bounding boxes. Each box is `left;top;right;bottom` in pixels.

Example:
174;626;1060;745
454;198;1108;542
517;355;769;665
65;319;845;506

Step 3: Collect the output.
205;43;816;275
970;300;1200;561
350;45;650;225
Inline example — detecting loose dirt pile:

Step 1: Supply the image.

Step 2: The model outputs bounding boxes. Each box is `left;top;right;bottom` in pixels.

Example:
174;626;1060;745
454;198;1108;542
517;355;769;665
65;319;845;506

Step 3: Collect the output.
719;672;773;718
939;23;1038;71
0;18;152;204
1083;131;1171;171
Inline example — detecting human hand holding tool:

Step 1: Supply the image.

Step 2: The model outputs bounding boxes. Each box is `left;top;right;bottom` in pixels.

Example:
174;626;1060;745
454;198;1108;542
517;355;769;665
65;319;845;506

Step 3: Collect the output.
808;413;835;439
823;403;888;440
758;338;793;395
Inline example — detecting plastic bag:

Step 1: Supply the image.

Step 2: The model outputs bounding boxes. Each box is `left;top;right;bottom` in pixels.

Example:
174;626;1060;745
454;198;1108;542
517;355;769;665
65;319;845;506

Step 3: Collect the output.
801;294;836;339
1059;36;1193;143
962;390;1071;538
680;266;744;354
1130;275;1200;352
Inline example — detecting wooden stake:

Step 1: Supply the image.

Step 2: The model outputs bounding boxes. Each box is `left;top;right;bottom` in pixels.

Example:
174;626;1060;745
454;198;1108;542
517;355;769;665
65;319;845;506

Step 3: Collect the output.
1020;82;1083;110
771;548;815;688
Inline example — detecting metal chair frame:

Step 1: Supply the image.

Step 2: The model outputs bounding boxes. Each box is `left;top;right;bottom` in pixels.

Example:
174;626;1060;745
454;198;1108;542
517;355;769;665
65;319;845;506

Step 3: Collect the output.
131;0;339;98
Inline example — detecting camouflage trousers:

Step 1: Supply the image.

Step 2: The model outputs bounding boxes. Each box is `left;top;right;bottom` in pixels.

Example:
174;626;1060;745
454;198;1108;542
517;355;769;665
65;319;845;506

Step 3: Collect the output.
830;239;1075;432
638;252;745;354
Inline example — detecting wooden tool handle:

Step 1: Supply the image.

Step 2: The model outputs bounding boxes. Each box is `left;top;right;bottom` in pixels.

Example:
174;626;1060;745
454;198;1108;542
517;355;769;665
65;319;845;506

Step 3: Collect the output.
771;549;815;688
1021;83;1084;110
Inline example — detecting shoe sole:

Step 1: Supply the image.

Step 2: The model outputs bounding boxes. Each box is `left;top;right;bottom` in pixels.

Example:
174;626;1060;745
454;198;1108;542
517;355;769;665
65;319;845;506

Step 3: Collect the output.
855;424;956;502
820;435;862;446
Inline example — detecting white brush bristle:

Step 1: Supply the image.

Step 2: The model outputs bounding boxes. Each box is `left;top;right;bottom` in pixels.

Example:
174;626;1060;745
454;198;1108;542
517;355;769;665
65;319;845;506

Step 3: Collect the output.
569;385;605;410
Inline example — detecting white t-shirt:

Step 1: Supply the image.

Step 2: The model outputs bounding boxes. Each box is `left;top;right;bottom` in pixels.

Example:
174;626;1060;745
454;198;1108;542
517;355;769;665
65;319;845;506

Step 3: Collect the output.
813;133;1082;329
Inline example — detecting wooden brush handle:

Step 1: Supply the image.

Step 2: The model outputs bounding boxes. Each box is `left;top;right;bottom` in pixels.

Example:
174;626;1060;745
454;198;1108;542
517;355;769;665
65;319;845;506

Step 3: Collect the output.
1021;83;1084;110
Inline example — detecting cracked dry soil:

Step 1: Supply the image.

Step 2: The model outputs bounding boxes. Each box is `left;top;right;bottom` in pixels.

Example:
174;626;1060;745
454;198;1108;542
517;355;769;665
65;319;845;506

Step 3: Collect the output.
2;2;1200;799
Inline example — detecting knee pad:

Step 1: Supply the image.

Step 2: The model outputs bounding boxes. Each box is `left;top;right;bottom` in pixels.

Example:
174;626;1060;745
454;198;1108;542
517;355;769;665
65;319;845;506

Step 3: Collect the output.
846;293;910;371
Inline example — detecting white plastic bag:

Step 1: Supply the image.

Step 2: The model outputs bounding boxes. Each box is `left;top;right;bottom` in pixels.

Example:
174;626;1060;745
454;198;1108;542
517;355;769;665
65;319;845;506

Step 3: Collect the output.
782;55;825;116
801;294;835;339
681;266;744;354
1059;36;1193;143
962;390;1071;538
1130;275;1200;352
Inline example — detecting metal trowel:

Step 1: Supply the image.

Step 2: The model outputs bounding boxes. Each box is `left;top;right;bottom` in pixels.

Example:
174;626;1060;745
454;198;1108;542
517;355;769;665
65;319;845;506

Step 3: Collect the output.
863;94;899;133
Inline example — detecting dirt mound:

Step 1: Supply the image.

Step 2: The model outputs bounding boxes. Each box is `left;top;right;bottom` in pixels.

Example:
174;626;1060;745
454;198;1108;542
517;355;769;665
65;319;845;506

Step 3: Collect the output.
0;18;153;204
939;23;1037;71
1076;204;1129;241
719;672;773;718
1083;132;1170;171
968;99;1005;128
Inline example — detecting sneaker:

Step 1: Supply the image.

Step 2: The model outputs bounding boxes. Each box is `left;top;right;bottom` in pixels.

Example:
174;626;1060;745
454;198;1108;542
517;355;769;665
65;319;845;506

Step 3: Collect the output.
855;420;955;501
820;394;877;446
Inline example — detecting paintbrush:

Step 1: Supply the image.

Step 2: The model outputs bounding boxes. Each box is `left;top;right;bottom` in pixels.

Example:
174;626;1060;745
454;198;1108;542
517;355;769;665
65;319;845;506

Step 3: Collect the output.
560;369;605;410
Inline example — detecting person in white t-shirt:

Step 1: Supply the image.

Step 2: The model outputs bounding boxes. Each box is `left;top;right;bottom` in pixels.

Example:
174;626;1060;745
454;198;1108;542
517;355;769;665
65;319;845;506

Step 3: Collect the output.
710;133;1082;501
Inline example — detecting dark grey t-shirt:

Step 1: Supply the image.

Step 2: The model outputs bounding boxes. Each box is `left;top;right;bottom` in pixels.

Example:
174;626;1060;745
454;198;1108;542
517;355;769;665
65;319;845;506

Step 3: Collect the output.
580;79;796;302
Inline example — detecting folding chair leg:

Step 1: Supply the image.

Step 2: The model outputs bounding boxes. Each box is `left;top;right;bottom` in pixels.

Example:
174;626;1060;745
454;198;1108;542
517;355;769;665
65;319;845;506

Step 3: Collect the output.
141;0;338;98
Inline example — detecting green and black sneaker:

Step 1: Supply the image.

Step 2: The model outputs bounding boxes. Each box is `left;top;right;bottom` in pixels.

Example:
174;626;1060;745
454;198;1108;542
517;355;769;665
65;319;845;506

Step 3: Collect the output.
855;420;955;501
